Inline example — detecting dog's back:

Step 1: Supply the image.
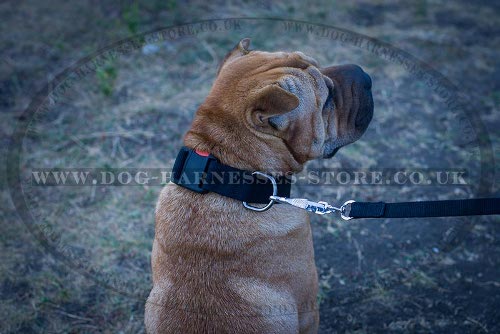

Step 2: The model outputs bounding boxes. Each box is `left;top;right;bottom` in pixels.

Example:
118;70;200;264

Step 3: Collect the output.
145;38;373;333
145;184;319;333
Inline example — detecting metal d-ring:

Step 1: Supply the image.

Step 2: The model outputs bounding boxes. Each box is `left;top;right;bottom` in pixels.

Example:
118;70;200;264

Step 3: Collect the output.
340;200;356;220
242;171;278;212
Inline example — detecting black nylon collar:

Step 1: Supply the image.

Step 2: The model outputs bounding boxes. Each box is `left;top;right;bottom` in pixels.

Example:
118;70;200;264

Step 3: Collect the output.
171;147;292;204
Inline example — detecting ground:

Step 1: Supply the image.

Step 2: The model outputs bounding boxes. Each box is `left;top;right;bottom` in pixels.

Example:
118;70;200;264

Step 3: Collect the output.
0;1;499;333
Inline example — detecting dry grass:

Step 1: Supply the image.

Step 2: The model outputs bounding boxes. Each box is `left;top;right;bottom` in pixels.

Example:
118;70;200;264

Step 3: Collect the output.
1;0;499;332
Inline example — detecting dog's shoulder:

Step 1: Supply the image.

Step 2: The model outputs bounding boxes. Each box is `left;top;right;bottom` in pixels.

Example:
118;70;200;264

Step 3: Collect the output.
154;182;310;251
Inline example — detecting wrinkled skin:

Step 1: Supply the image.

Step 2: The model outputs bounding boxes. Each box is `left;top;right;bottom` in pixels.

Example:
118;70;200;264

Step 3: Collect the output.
145;39;373;334
183;38;373;172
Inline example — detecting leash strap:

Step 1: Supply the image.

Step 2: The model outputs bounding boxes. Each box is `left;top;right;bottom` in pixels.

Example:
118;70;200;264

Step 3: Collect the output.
348;198;500;219
171;147;499;218
171;147;291;204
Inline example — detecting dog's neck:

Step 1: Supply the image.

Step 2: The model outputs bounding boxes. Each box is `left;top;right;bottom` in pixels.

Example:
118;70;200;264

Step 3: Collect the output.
184;106;304;174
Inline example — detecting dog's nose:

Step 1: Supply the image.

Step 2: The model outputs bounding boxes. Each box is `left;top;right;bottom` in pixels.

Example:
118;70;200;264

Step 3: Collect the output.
321;64;374;133
344;64;372;90
361;68;372;90
351;66;373;130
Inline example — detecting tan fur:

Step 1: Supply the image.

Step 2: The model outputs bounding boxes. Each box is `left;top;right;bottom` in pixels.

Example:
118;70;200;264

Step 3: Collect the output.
145;39;373;333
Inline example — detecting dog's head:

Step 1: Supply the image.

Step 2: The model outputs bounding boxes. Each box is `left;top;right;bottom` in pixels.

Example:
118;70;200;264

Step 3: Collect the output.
185;38;373;172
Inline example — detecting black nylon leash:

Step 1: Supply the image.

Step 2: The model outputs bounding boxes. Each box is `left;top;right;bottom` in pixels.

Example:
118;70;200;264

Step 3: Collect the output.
348;198;500;219
171;147;499;219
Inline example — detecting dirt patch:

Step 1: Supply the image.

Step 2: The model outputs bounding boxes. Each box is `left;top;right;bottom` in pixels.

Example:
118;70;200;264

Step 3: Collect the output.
1;1;498;333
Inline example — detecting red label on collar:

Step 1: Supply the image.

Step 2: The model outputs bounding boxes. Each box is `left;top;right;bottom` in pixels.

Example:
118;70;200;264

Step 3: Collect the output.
195;149;210;157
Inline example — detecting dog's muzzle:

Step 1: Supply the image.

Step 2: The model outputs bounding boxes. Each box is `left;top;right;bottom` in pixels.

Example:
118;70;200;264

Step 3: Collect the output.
322;64;374;158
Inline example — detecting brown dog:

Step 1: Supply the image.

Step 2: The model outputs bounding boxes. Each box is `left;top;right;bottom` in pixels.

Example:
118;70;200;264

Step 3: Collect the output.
145;39;373;333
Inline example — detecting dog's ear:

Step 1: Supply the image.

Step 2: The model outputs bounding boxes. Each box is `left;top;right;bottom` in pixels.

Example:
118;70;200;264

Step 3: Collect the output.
216;38;251;76
249;84;299;130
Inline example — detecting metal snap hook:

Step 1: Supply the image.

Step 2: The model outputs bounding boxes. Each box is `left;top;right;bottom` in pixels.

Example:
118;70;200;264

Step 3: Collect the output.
242;171;278;212
340;200;356;220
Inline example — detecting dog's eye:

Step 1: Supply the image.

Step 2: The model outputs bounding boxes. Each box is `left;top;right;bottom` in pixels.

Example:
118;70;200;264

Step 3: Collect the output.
268;115;286;130
268;117;278;129
322;94;334;115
